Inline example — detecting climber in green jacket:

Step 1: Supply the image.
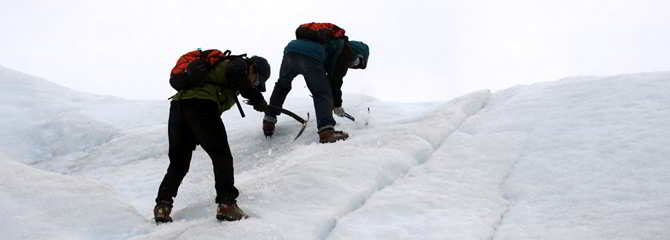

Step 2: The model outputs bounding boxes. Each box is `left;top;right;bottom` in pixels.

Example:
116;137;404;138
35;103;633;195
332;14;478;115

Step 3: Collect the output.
154;53;270;223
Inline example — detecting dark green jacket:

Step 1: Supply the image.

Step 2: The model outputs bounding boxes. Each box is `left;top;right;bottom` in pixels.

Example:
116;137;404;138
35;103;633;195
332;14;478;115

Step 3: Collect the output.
325;39;350;108
170;60;238;114
324;39;348;74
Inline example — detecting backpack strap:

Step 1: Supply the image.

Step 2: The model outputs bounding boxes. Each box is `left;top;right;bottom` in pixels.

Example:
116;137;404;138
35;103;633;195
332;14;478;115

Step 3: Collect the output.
234;95;246;118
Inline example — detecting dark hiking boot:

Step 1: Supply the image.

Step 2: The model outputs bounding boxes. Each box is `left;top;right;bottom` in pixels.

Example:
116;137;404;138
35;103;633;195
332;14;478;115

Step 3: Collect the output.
319;128;349;143
217;202;249;221
263;119;276;137
153;201;173;223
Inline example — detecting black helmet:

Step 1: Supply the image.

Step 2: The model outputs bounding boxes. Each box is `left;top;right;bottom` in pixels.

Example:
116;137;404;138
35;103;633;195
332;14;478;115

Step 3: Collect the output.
248;56;271;92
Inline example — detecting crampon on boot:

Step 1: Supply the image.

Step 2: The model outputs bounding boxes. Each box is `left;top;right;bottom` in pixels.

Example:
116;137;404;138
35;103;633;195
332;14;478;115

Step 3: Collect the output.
319;128;349;143
153;201;173;223
216;201;249;221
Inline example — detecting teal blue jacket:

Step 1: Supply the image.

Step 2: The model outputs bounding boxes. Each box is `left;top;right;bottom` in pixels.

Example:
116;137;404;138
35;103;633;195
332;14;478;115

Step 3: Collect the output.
284;39;327;63
284;39;347;73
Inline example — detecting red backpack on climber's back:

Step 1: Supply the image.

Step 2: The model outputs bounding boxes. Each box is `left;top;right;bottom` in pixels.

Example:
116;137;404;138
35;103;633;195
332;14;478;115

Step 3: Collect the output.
169;49;244;91
295;22;348;44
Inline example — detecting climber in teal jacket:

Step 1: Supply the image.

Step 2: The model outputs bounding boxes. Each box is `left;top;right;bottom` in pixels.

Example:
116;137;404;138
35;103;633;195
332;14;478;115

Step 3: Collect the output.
264;33;369;143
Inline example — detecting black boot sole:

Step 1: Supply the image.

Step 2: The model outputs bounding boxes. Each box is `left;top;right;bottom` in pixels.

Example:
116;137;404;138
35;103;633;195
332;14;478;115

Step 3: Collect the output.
154;217;173;224
216;215;248;221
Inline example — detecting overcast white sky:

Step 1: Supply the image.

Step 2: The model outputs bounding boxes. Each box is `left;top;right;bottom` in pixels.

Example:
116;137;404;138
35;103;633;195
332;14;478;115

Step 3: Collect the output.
1;0;669;102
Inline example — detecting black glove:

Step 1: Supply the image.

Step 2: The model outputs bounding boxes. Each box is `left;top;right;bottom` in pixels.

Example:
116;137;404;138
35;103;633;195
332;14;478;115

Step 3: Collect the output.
244;96;267;112
252;98;268;112
239;85;267;113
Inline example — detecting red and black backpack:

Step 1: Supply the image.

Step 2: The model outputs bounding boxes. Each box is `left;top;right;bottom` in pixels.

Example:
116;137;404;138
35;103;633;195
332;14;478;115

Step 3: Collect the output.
169;49;246;91
295;22;348;44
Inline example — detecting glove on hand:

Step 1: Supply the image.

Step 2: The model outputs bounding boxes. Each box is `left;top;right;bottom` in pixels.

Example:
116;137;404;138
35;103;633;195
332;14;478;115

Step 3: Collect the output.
246;98;268;112
333;107;346;117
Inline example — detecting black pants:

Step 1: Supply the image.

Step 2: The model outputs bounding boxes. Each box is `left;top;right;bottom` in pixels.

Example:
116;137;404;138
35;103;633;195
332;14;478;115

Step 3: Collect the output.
156;99;239;205
266;52;336;130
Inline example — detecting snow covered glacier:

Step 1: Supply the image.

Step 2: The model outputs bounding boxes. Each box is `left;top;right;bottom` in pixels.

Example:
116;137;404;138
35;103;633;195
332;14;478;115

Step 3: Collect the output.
1;65;668;240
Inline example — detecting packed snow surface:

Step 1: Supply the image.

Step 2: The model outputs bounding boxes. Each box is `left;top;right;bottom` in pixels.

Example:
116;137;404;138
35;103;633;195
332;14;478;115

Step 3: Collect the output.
1;65;669;239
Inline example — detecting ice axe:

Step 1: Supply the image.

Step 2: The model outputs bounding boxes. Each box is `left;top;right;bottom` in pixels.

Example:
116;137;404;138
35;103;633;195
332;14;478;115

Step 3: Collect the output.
266;105;309;141
306;93;356;122
334;108;356;122
340;111;356;122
